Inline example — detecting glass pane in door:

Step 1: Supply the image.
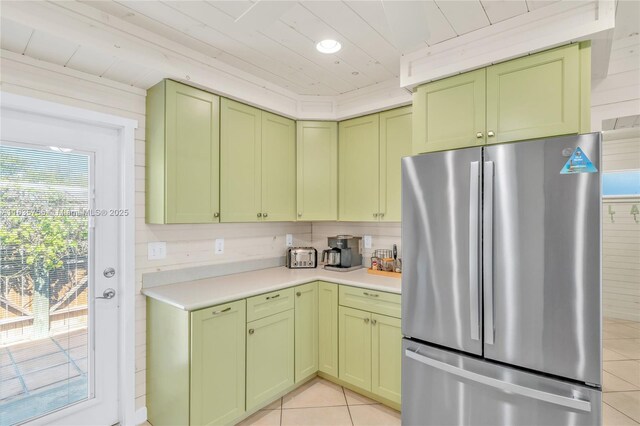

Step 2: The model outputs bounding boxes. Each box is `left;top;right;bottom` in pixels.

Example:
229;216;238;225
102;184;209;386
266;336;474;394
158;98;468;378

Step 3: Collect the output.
0;145;91;425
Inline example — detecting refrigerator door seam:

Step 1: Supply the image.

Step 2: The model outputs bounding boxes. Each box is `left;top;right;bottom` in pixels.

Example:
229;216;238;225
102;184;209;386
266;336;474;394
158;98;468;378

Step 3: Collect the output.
405;348;592;412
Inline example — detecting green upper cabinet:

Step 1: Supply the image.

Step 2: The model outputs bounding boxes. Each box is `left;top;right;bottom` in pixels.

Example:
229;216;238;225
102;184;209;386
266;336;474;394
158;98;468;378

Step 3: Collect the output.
339;114;380;221
294;282;318;383
371;313;402;405
146;80;220;224
379;106;412;222
296;121;338;221
246;309;295;411
412;69;486;154
261;112;296;222
318;282;339;378
220;98;262;222
191;300;246;426
221;99;296;222
339;306;372;390
412;43;590;154
486;43;580;144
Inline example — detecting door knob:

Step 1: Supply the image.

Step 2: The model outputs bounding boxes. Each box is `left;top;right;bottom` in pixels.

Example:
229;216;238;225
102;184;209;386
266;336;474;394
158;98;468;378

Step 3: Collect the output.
296;292;301;297
364;318;370;324
372;319;377;326
257;213;262;218
476;132;483;138
487;131;495;137
103;267;115;278
263;213;268;218
97;288;116;300
248;329;255;335
213;212;219;218
373;213;378;218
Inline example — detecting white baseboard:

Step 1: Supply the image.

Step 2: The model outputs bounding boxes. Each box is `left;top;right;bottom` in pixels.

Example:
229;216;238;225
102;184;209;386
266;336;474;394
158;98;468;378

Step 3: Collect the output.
134;407;147;425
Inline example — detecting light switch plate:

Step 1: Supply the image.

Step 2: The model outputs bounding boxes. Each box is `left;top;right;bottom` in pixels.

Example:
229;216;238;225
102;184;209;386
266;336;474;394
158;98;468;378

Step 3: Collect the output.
286;234;293;247
148;242;166;260
363;235;372;249
215;238;224;254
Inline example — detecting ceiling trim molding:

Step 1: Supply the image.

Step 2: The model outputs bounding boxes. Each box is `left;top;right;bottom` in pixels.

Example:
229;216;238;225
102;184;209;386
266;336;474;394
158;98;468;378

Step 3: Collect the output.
400;0;616;89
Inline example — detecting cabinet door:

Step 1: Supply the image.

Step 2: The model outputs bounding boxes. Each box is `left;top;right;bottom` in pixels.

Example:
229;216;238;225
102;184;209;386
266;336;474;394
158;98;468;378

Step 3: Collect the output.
413;69;486;154
339;114;380;221
371;314;402;404
294;282;318;382
318;282;338;377
486;44;579;144
246;310;295;410
339;306;372;390
220;98;262;222
262;112;296;221
296;121;338;221
191;300;246;425
379;106;412;222
165;80;220;223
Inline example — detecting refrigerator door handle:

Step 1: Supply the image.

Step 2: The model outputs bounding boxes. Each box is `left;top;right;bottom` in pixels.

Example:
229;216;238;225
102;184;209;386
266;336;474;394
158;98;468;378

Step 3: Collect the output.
405;348;592;412
469;161;480;341
483;161;495;345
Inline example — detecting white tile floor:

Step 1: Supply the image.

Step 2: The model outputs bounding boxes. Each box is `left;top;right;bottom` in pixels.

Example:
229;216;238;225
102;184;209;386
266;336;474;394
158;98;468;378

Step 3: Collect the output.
237;378;400;426
603;318;640;425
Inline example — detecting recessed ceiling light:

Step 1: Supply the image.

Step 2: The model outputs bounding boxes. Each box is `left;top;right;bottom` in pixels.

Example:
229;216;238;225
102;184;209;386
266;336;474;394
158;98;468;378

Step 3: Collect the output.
316;39;341;54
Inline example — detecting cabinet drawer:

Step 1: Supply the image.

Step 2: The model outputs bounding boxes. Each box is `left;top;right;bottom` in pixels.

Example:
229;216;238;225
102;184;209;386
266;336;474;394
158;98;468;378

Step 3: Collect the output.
247;288;294;322
339;286;401;318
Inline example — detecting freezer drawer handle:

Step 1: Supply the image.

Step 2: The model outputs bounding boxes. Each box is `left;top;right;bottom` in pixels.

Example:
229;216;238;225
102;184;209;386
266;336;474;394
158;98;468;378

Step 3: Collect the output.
469;161;480;341
405;348;591;412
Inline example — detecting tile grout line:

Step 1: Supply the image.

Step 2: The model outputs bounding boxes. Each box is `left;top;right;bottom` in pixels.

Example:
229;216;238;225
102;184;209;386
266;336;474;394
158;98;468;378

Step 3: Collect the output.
6;347;29;396
604;401;640;425
342;385;355;426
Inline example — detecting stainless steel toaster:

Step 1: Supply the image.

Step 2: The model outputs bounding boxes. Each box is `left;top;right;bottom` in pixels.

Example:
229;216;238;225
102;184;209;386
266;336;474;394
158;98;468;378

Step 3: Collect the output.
286;247;317;269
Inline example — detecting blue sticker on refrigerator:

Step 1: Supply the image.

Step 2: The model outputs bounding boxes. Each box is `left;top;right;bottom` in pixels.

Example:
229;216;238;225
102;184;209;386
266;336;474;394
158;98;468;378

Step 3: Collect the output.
560;147;598;174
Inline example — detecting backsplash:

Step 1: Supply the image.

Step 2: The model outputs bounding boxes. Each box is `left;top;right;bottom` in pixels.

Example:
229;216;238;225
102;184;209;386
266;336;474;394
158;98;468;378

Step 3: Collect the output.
311;222;402;268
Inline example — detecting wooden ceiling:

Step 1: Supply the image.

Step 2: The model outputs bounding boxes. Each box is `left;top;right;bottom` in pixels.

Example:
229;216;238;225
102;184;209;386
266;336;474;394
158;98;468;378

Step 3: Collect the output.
0;1;558;94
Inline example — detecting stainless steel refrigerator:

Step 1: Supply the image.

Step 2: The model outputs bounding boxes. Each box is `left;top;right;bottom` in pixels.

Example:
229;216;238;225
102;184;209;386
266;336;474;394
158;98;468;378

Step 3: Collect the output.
401;133;602;425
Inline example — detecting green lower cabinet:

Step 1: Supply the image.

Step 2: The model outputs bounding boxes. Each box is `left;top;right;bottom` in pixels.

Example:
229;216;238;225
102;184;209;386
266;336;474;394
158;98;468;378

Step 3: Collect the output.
191;300;246;425
318;282;339;377
246;309;295;411
371;314;402;404
339;306;372;390
295;282;318;382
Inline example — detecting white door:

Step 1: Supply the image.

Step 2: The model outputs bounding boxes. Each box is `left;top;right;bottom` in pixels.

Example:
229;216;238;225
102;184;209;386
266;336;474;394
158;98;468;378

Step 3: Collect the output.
0;108;120;425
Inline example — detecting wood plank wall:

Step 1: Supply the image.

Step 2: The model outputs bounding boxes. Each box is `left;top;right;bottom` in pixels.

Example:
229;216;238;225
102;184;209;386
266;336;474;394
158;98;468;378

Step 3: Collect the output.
602;128;640;321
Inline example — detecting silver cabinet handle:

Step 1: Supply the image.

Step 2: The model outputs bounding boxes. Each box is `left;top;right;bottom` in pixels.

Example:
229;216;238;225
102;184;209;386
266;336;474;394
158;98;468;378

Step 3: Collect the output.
266;294;280;300
96;288;116;300
469;161;480;341
363;292;379;298
212;307;231;315
364;318;370;324
263;213;268;218
296;292;301;297
476;132;483;138
379;213;385;219
298;212;303;217
213;212;219;218
483;161;495;345
257;212;262;218
373;213;378;218
248;329;254;335
372;319;377;326
487;131;495;137
405;348;591;412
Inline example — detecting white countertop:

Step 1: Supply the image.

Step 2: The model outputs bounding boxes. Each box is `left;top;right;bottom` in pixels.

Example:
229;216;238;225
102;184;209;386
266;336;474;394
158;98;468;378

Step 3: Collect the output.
142;266;402;311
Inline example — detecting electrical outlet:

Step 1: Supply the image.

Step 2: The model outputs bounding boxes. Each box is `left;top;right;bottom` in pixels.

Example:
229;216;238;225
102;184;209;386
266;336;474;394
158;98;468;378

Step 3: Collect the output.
286;234;293;247
147;242;166;260
363;235;372;249
215;238;224;254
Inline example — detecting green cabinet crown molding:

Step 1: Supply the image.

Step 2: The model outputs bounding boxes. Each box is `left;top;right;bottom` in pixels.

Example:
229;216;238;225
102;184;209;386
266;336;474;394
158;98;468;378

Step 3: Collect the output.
146;80;220;224
296;121;338;221
412;43;590;154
